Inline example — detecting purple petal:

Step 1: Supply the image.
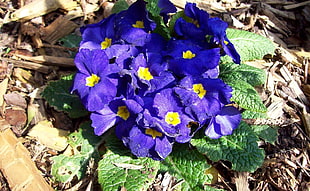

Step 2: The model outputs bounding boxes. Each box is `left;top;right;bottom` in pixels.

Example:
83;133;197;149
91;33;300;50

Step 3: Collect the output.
205;106;241;139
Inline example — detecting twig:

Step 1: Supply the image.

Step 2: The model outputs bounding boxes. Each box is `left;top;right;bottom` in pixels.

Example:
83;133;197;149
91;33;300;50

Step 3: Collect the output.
1;57;51;74
14;54;75;67
283;1;310;10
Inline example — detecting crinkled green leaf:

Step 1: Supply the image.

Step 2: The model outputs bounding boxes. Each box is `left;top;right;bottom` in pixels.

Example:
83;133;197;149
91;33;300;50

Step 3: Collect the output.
242;110;278;144
227;80;267;112
51;122;102;183
161;144;221;191
145;0;161;16
222;28;275;63
191;121;265;172
220;62;267;87
112;0;129;14
98;135;160;191
41;74;89;118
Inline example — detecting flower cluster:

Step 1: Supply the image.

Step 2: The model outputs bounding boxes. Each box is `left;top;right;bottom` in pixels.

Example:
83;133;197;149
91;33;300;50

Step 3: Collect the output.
72;0;241;160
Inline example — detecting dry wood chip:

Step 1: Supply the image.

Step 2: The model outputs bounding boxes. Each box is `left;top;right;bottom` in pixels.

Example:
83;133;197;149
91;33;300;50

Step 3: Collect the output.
41;15;79;44
234;172;250;191
0;78;8;107
2;58;51;74
0;128;54;191
15;54;75;67
9;0;78;22
283;1;310;10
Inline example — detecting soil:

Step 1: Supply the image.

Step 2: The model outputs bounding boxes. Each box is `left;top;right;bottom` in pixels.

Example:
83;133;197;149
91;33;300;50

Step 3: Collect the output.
0;0;309;191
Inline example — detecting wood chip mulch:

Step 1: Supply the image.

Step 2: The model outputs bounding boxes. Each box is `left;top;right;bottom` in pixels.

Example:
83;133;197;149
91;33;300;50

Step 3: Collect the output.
0;0;309;190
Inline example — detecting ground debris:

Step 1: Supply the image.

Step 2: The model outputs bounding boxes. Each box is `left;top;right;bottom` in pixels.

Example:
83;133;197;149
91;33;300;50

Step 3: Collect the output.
0;0;309;190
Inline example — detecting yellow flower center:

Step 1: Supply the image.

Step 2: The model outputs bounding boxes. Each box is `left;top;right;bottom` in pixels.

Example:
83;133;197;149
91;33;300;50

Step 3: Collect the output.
132;21;144;28
165;112;181;126
145;128;162;139
100;38;112;49
192;83;206;99
137;67;153;81
85;74;100;87
182;50;196;59
117;106;130;120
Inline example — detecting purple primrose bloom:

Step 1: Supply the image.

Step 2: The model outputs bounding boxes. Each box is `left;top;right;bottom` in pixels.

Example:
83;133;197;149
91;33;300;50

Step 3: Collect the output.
115;0;156;46
90;98;143;136
79;14;117;50
71;49;120;111
174;3;209;42
174;76;233;123
124;125;173;160
207;18;241;64
165;39;220;77
152;88;193;143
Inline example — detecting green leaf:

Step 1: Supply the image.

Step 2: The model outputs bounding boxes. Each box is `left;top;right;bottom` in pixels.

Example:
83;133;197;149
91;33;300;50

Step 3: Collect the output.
191;121;265;172
98;135;160;191
220;62;267;87
222;28;275;63
41;74;89;118
59;34;81;48
145;0;161;16
112;0;129;14
227;80;267;112
51;122;103;182
59;34;81;57
168;11;191;36
150;15;171;40
161;144;221;191
242;110;278;144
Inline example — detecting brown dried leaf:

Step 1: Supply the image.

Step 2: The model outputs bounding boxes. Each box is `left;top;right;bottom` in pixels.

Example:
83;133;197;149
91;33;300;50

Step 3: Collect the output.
4;92;27;109
27;120;69;151
5;108;27;128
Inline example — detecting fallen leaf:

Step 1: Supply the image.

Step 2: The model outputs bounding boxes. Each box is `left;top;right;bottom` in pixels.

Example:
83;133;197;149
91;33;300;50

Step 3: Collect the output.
5;108;27;127
28;120;69;151
4;92;27;109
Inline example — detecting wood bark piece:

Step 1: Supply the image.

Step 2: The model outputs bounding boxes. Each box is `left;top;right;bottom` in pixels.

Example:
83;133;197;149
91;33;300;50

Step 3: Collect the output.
15;54;75;67
0;128;54;191
283;1;310;10
279;65;310;106
10;0;78;22
41;15;79;44
1;58;51;74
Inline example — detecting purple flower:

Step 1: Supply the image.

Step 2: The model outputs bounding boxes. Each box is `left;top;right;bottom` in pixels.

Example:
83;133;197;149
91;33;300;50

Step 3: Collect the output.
115;0;156;46
207;18;240;64
104;44;139;69
124;125;173;160
174;2;209;42
165;39;220;77
79;14;117;50
174;76;233;123
90;98;143;136
205;106;241;139
130;53;175;94
152;88;193;143
71;49;120;111
158;0;177;23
